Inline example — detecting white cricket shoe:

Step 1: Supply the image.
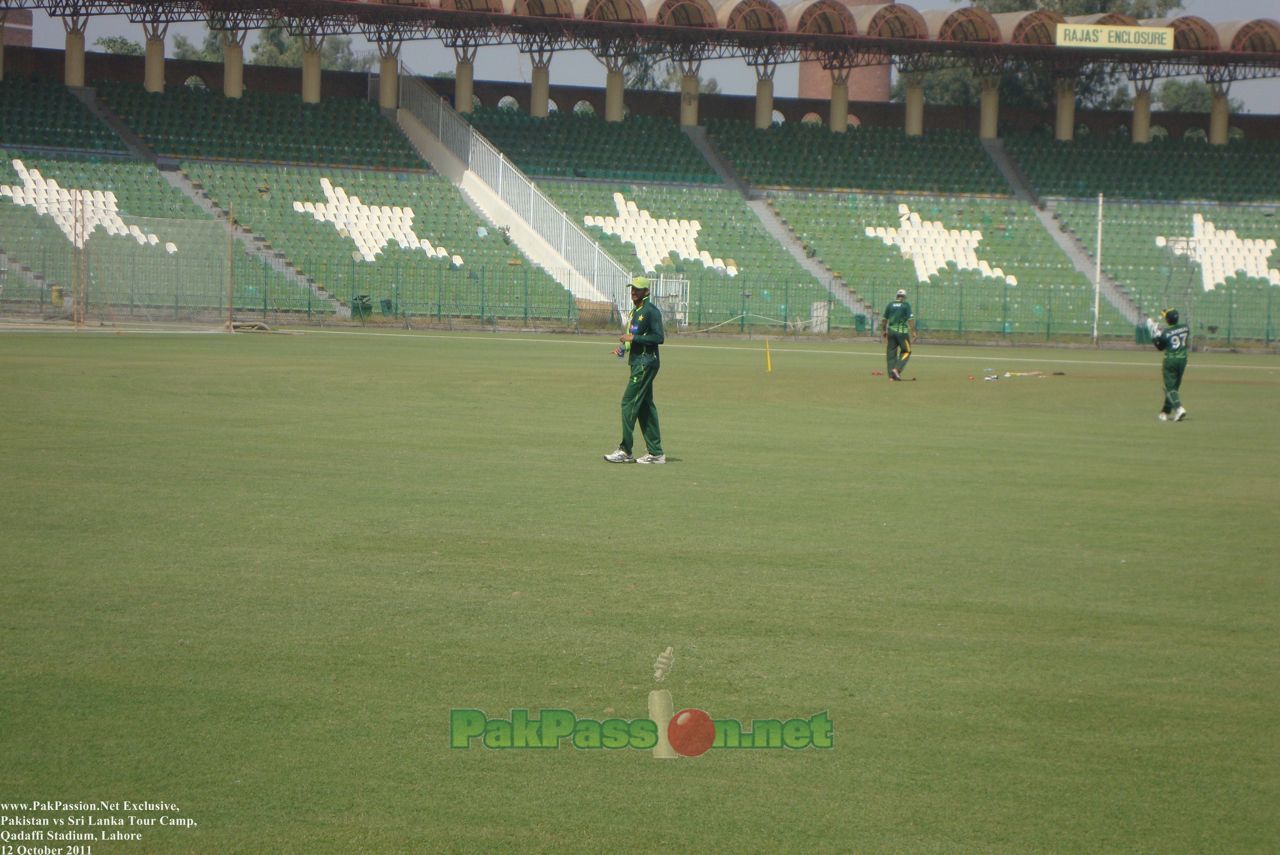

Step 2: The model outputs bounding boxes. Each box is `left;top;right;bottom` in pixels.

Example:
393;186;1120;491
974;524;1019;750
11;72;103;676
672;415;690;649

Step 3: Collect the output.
636;454;666;465
603;448;635;463
1173;407;1188;422
1157;412;1169;422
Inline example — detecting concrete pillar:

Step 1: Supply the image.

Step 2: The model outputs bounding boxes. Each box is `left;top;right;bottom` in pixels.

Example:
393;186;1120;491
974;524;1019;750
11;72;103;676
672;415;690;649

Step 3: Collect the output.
64;19;87;88
904;76;924;137
454;46;476;114
679;72;699;127
378;49;399;110
1131;84;1152;144
1209;85;1230;146
530;62;550;118
143;23;167;94
1054;77;1075;142
829;72;849;134
754;75;774;129
605;66;624;122
223;33;245;98
301;35;323;104
979;77;1000;140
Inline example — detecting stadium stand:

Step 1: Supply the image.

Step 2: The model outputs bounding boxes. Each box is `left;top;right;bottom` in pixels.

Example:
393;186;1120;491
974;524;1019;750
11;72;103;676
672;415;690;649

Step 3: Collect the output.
770;190;1131;338
1006;135;1280;203
1054;199;1280;342
0;150;318;316
542;180;860;329
94;81;424;169
0;77;124;153
183;162;579;321
706;119;1007;195
468;108;719;184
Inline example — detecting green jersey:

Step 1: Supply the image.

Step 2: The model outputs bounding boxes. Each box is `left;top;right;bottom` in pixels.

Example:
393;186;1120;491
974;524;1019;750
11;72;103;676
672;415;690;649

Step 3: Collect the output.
627;297;665;361
1155;323;1190;363
883;300;914;334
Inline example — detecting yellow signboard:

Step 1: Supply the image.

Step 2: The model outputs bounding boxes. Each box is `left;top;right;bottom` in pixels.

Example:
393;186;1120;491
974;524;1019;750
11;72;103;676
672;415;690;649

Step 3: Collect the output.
1055;23;1175;51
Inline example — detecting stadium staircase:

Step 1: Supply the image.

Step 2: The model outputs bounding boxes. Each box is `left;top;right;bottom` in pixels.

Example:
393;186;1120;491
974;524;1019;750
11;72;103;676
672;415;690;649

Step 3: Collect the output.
67;86;158;164
161;168;345;317
1034;203;1142;326
61;86;345;317
744;197;873;321
0;249;51;304
393;73;632;317
687;123;874;323
681;125;751;196
980;139;1035;205
983;137;1143;326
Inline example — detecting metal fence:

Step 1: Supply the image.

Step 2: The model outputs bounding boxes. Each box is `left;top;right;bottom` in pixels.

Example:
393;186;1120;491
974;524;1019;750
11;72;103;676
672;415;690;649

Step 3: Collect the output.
0;208;328;325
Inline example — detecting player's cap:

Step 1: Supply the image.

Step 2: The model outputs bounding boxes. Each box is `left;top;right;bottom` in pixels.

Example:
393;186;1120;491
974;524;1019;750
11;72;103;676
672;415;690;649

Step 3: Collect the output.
631;276;650;291
1160;307;1178;325
896;288;907;298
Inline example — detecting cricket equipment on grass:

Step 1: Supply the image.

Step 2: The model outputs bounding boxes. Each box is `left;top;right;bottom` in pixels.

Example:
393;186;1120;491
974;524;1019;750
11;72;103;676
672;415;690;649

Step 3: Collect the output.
653;647;675;682
1158;412;1169;421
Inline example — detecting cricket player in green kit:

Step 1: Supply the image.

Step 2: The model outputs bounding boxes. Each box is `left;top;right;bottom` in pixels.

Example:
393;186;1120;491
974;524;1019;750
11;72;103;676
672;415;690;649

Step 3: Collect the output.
604;278;666;464
1150;307;1190;422
880;288;917;381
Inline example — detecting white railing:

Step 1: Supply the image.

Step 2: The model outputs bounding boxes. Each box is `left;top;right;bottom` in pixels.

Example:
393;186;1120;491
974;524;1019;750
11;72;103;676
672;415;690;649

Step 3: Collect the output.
396;71;633;315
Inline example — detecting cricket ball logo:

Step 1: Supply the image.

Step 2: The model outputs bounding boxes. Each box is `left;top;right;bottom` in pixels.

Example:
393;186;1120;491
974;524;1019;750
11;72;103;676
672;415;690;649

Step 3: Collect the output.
650;647;713;758
449;646;833;755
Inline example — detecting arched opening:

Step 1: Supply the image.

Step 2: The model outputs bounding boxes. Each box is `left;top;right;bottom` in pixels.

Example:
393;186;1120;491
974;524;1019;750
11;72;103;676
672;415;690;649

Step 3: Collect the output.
726;0;785;31
1074;122;1090;137
547;99;560;113
574;100;596;116
581;0;645;23
655;0;715;27
847;114;861;127
935;8;1000;42
1149;124;1169;140
498;95;520;111
771;109;785;125
1007;10;1064;45
1229;125;1245;142
1228;18;1280;52
1184;127;1207;143
183;75;207;90
857;4;926;39
794;0;855;36
801;112;822;125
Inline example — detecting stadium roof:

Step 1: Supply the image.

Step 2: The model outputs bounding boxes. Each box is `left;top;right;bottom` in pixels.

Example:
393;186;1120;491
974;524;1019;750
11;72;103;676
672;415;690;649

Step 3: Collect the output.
6;0;1280;77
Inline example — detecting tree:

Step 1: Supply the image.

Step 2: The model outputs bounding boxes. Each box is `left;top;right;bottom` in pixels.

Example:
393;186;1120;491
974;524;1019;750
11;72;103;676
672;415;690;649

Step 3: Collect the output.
658;64;720;94
172;27;224;63
94;36;143;56
891;0;1184;111
621;46;718;94
1156;79;1244;113
250;26;375;72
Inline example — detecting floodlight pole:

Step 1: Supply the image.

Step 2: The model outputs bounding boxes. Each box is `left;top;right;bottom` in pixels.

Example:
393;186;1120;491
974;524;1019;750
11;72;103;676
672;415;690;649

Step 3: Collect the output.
1093;193;1103;346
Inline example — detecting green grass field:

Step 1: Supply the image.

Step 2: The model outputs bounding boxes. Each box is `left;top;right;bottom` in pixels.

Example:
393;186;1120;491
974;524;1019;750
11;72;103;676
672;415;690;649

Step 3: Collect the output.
2;329;1278;854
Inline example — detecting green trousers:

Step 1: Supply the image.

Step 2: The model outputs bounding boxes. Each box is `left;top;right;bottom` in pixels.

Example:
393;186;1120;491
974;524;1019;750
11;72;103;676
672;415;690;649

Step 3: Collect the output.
886;332;912;374
1161;360;1186;412
621;354;662;456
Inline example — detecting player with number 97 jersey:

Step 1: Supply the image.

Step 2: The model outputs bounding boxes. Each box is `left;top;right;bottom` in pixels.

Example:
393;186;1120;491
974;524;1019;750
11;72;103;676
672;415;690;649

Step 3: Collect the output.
1153;308;1190;422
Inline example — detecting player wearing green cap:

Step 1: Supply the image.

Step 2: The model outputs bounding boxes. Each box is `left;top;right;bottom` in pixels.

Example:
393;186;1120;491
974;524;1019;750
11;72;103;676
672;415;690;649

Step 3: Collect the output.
604;278;666;464
880;288;917;381
1150;307;1190;422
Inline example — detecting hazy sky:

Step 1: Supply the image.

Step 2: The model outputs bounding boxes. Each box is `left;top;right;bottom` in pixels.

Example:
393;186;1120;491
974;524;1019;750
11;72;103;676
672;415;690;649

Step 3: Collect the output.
24;0;1280;114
